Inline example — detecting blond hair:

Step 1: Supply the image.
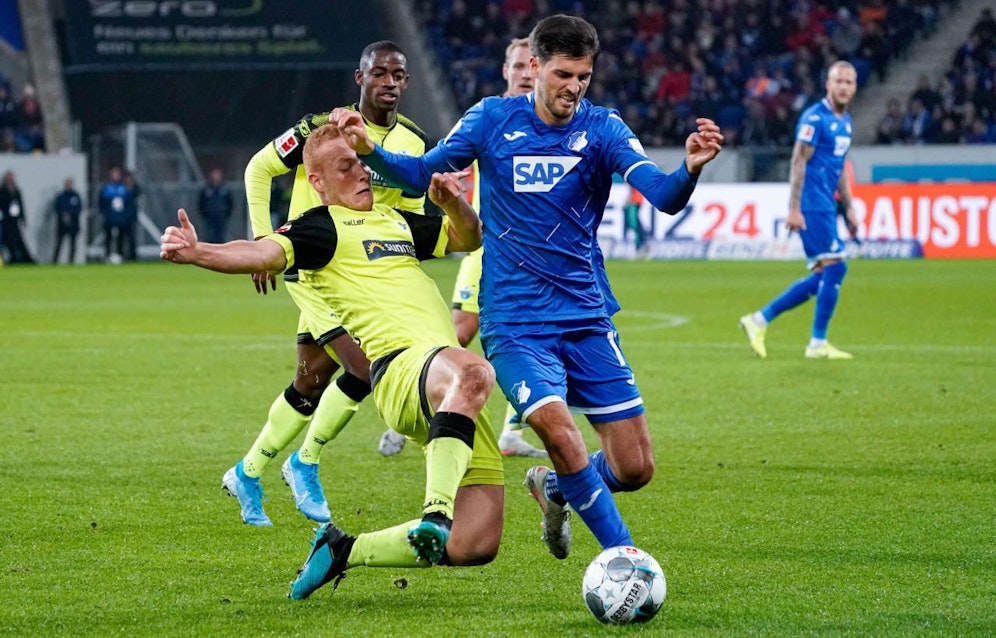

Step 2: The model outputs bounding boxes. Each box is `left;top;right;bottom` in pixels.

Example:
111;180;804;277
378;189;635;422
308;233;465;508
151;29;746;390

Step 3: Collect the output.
505;37;529;64
302;124;342;174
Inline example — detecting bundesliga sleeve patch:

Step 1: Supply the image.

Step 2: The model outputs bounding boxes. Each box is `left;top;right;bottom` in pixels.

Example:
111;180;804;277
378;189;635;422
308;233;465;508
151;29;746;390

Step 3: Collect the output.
275;128;299;158
798;124;815;143
628;138;648;157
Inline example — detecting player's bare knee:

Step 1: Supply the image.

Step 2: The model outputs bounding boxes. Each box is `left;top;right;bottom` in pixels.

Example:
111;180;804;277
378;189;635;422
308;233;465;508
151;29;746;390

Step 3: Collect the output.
292;372;328;399
615;459;655;491
455;360;495;408
296;356;337;392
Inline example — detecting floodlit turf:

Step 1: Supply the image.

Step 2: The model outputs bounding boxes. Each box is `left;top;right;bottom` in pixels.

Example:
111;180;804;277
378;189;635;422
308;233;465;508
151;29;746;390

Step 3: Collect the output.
1;258;993;637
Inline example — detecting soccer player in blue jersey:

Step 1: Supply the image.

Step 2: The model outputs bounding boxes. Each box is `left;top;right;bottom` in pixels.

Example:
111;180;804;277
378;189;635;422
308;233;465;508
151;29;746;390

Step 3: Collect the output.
330;14;723;559
739;61;859;360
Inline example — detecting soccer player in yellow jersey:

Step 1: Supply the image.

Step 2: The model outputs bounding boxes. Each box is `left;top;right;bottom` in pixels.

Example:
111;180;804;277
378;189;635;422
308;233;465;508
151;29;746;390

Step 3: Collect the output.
225;41;428;526
447;38;547;458
161;124;504;599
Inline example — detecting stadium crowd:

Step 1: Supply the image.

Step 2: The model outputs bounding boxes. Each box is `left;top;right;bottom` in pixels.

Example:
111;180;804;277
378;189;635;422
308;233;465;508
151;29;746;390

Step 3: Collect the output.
416;0;994;147
876;7;996;144
0;75;45;153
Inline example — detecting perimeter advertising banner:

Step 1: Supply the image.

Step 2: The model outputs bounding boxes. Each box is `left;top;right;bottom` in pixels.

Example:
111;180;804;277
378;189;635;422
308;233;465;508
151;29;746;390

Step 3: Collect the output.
597;182;996;260
63;0;381;70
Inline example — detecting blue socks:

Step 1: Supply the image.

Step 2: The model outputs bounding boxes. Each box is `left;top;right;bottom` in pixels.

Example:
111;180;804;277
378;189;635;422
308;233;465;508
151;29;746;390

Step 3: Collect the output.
813;261;847;339
543;450;623;505
542;451;633;549
762;272;821;323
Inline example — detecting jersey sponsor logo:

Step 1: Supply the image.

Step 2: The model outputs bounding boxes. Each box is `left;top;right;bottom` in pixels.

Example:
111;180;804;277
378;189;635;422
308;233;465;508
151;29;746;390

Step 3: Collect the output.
363;239;416;260
833;135;851;156
798;124;815;143
503;130;528;141
276;128;299;158
513;156;582;193
568;130;588;152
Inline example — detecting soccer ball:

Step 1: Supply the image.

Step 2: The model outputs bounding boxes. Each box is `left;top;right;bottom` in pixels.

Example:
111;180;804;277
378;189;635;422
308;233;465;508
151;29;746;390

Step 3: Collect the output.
582;545;666;624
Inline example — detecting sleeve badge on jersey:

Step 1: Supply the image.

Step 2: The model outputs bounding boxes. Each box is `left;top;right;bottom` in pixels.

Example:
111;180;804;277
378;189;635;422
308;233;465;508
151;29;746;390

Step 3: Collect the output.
628;137;648;157
798;124;815;142
276;128;299;158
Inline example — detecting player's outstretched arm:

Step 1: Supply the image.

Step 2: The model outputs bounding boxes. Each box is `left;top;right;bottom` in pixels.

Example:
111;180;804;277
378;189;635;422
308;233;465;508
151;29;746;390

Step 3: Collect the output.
160;209;288;274
684;118;724;174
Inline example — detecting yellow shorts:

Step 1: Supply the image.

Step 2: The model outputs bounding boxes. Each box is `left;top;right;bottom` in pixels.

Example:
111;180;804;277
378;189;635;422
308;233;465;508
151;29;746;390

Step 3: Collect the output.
287;279;344;365
450;247;482;314
372;344;503;486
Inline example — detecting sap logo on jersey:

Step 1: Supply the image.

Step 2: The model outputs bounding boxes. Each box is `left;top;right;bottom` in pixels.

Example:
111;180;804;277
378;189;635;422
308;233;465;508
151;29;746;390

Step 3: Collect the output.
513;156;581;192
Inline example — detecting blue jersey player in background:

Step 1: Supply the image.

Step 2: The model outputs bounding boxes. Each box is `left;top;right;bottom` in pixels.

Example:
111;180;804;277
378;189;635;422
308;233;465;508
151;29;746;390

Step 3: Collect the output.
331;14;723;559
740;61;860;360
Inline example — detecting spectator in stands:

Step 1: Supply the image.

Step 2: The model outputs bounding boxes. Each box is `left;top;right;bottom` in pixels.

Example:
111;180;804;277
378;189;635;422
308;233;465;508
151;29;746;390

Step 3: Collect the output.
0;129;14;153
858;0;889;29
933;115;961;143
965;117;996;144
0;170;35;264
972;8;996;47
15;85;42;130
952;32;986;72
0;85;15;133
857;19;889;83
888;0;920;59
958;72;989;114
831;8;863;60
901;97;932;144
785;11;827;55
52;177;83;264
875;97;904;144
198;167;234;243
911;73;941;112
445;0;481;52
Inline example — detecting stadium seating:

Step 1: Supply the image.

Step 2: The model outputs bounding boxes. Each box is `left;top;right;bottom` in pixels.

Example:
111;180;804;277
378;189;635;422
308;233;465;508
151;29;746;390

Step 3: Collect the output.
417;0;977;147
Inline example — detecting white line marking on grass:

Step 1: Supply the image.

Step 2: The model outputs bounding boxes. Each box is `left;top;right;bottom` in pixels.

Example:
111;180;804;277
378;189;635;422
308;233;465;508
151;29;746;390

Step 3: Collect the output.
614;310;690;332
621;340;996;355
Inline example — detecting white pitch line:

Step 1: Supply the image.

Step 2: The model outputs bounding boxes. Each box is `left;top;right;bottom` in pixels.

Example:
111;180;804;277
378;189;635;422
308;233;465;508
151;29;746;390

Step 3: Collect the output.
614;310;690;332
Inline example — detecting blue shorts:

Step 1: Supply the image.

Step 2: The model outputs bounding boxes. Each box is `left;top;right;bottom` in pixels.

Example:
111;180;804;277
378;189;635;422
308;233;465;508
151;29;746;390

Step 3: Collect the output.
479;317;644;425
799;208;847;270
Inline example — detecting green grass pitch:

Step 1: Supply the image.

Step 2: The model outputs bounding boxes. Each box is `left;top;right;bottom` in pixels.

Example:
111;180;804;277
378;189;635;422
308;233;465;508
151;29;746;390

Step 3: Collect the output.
1;258;993;637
